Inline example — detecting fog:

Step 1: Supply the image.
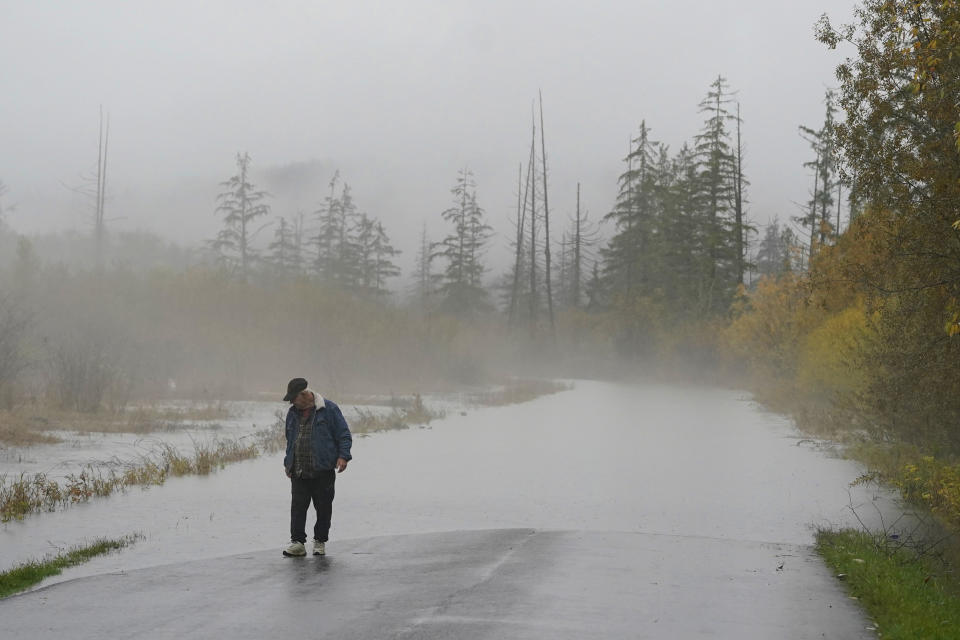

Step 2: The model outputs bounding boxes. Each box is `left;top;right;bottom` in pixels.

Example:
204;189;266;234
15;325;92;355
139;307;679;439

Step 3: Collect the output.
3;5;941;630
2;0;854;271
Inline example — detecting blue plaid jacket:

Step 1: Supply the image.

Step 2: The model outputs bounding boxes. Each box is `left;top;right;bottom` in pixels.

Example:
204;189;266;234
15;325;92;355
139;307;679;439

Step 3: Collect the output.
283;399;353;472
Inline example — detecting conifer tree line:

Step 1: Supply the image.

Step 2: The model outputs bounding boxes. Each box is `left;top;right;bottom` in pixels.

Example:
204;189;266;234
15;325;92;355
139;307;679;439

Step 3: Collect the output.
206;77;846;340
211;154;401;297
585;75;754;355
1;79;851;355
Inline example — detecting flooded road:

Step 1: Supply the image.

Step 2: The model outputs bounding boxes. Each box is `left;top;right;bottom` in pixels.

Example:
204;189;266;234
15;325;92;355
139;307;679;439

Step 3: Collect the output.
1;380;887;582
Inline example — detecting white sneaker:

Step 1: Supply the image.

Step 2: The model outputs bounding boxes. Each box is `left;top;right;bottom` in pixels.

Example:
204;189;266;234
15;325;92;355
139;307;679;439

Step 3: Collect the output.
283;541;306;557
312;540;325;556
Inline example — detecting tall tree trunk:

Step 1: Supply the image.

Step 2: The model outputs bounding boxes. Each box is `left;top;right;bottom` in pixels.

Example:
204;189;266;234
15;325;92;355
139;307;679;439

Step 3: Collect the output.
573;182;582;309
819;171;830;247
808;152;821;269
835;181;842;237
239;153;249;281
625;134;634;294
539;91;555;335
528;111;538;337
458;171;467;287
734;103;744;285
507;162;530;327
95;107;109;269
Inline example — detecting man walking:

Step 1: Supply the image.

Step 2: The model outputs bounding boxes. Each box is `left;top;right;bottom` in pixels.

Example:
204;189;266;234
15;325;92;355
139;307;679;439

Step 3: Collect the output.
282;377;353;557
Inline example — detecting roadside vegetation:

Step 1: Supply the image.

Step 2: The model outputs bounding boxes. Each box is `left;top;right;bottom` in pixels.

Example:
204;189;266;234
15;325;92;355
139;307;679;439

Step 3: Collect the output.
816;529;960;640
0;420;283;522
0;533;142;599
714;3;960;632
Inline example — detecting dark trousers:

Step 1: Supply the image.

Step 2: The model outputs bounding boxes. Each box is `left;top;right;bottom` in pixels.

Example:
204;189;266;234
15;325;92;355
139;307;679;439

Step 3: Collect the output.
290;470;336;544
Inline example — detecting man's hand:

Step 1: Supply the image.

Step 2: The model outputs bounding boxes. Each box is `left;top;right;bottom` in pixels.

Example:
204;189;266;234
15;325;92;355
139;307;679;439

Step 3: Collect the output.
285;468;291;478
335;458;349;473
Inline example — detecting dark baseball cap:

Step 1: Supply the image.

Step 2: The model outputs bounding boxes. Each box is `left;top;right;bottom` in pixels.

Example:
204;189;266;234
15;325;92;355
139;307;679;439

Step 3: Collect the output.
283;378;308;402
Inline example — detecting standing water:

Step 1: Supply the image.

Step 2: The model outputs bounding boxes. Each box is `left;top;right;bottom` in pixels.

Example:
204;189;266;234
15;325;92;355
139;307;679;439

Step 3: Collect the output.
0;380;890;586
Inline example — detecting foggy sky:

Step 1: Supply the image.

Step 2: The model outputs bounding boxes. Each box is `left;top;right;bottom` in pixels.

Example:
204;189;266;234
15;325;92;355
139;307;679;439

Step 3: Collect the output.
0;0;856;275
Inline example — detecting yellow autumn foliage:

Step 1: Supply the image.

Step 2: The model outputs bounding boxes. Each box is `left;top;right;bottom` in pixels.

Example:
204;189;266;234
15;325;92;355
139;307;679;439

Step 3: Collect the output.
795;302;873;401
720;273;814;381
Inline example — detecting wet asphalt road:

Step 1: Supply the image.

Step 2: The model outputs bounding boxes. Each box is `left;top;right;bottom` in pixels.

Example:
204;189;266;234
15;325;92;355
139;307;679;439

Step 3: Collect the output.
0;380;888;637
0;529;873;639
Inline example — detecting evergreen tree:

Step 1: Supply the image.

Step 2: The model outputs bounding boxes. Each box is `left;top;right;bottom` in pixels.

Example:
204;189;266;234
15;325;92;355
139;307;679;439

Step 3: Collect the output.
356;214;376;291
313;171;341;280
604;121;660;296
356;215;400;296
432;169;492;316
212;152;271;280
755;217;797;278
798;90;839;265
410;222;434;309
564;183;599;309
371;221;401;295
692;75;740;312
314;175;362;288
267;215;303;279
659;142;703;316
584;261;606;312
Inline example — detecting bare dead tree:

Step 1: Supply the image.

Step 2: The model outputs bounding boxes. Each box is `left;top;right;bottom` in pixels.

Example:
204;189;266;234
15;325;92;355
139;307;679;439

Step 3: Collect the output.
734;102;745;284
508;162;527;327
528;108;538;336
539;90;556;336
573;183;582;308
836;181;843;236
95;106;110;267
567;182;600;310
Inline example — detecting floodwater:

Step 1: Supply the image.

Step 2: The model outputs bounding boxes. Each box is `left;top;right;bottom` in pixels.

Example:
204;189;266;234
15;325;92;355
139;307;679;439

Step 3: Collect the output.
0;379;893;588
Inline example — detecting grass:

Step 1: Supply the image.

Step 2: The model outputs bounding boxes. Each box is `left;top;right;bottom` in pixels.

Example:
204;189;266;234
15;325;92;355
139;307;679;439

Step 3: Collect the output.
0;472;64;520
0;533;142;599
350;394;445;434
253;411;287;453
0;402;233;445
0;433;263;522
0;419;60;445
747;381;960;637
468;379;572;406
816;528;960;639
160;438;258;476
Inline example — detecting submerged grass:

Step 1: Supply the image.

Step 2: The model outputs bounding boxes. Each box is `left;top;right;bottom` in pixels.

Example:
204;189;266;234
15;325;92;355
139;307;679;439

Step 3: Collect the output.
1;434;262;521
0;533;142;599
160;438;258;476
0;402;233;445
253;411;287;453
350;394;445;434
1;384;519;520
816;529;960;639
0;419;61;446
0;472;64;520
469;379;572;407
